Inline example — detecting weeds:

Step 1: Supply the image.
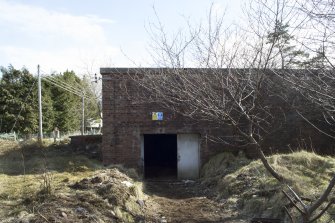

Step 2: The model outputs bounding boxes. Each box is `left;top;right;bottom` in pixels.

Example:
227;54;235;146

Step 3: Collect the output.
38;149;54;197
202;151;335;221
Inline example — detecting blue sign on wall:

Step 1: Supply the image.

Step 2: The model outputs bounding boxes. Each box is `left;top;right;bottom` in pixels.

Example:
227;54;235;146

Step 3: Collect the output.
152;112;163;121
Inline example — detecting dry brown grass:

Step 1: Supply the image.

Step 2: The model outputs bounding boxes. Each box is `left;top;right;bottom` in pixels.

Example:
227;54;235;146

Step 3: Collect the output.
0;139;152;223
201;151;335;222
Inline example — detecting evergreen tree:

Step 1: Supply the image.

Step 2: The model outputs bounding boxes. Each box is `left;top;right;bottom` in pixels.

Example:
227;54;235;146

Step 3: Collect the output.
41;81;55;133
48;70;99;133
0;65;38;134
49;71;81;133
0;66;100;136
266;20;309;68
304;46;329;69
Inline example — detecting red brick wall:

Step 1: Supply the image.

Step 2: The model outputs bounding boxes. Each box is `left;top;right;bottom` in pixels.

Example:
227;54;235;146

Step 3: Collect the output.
101;69;234;169
101;68;335;170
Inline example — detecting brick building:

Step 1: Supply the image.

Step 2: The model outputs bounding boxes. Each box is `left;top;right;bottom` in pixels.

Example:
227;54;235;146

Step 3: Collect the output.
101;68;335;180
101;68;237;179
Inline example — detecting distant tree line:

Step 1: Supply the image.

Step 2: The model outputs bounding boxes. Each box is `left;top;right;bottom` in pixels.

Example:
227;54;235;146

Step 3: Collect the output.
0;65;100;136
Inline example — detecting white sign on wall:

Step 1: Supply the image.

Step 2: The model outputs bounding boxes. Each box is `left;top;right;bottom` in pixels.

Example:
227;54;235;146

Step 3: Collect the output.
152;112;163;121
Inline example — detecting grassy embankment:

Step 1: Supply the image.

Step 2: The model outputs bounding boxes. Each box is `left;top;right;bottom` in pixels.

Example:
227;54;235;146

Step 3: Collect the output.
201;151;335;222
1;139;335;222
0;140;145;223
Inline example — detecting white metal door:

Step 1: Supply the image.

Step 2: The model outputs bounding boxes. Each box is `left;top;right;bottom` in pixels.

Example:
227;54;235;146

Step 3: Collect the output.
177;134;199;179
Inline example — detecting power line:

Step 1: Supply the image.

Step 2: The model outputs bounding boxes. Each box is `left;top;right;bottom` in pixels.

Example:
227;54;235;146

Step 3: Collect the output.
43;75;85;96
5;67;99;137
44;76;83;94
40;70;88;94
40;73;93;136
43;75;102;101
42;77;88;98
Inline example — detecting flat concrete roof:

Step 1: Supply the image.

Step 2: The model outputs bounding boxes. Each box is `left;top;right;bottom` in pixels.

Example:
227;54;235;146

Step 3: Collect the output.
100;67;196;75
100;67;310;76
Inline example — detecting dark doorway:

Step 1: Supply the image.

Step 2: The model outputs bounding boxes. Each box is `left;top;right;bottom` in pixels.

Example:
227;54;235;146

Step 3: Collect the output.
144;134;177;179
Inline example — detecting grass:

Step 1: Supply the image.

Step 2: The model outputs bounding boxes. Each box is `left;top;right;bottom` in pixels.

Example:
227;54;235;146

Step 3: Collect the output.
201;151;251;187
0;139;101;199
201;150;335;222
0;139;148;223
0;140;100;222
3;139;334;222
0;139;101;174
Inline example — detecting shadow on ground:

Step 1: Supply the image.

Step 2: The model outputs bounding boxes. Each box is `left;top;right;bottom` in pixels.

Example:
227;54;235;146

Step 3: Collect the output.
144;180;198;199
143;180;247;223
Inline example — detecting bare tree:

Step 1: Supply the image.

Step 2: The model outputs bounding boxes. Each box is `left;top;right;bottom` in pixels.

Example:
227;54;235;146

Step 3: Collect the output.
245;1;335;221
295;0;335;68
135;5;290;180
127;2;335;222
282;0;335;130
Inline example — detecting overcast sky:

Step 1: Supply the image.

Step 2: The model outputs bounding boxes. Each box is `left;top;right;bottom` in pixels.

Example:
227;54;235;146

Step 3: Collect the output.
0;0;243;75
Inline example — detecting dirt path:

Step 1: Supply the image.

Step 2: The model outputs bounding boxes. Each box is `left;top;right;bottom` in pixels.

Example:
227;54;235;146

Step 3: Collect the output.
143;180;246;223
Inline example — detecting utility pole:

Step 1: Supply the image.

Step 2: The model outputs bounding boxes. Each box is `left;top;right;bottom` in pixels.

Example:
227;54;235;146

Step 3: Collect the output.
81;95;85;135
38;65;43;142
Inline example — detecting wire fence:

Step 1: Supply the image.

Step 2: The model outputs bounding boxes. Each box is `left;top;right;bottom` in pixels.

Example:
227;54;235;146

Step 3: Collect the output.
0;132;17;141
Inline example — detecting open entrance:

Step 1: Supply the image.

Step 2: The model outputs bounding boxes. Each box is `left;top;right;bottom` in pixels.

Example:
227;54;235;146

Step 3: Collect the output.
144;134;177;179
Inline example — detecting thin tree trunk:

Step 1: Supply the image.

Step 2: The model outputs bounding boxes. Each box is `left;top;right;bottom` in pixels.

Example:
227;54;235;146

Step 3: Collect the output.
255;145;284;182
